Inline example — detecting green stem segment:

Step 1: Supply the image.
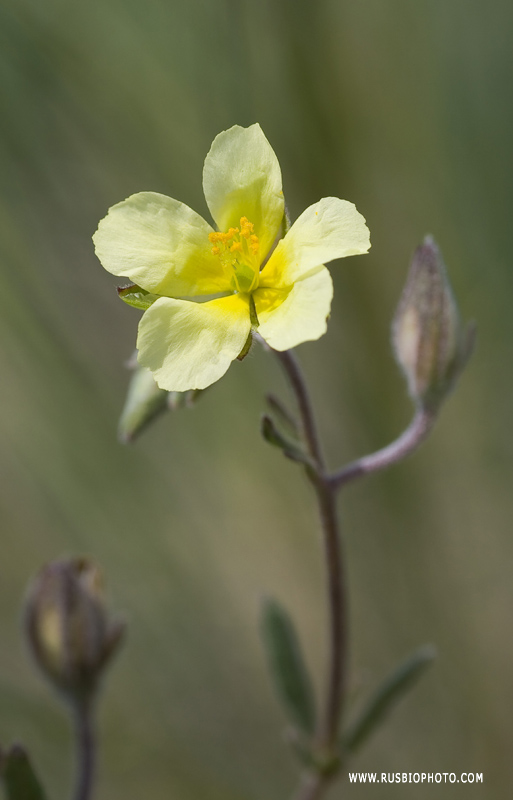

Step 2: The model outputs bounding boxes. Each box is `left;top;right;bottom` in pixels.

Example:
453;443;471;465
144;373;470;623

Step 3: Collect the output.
273;350;348;798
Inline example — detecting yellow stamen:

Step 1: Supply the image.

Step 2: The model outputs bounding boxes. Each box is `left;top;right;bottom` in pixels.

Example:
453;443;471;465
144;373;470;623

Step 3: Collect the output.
209;232;226;244
240;216;254;238
208;217;260;291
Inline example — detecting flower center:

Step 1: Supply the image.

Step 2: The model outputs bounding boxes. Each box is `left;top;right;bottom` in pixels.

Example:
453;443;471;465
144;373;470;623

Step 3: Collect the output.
209;217;260;294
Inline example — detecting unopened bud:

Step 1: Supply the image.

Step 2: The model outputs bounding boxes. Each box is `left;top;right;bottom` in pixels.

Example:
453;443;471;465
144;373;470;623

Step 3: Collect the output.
119;353;206;443
392;236;475;410
118;360;169;444
24;558;125;703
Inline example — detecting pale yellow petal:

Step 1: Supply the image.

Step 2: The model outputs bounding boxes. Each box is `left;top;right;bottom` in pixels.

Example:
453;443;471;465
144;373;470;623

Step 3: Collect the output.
202;124;284;259
260;197;370;287
137;294;251;391
254;267;334;351
93;192;230;297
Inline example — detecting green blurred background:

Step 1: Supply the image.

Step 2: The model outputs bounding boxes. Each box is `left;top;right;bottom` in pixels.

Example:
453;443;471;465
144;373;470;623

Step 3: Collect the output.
0;0;511;797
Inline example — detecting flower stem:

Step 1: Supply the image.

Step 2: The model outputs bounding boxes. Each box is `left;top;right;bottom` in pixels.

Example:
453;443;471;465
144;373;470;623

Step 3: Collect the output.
329;408;435;490
292;772;330;800
273;350;324;469
72;699;96;800
272;352;437;800
273;350;348;796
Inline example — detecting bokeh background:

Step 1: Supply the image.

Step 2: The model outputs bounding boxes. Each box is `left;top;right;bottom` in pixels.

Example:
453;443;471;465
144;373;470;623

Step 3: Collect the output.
0;0;511;797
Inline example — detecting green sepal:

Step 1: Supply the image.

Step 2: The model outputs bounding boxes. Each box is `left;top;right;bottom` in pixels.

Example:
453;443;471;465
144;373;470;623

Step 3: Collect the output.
249;295;260;328
117;284;159;311
261;415;313;467
0;745;49;800
342;644;437;754
118;365;169;444
457;320;477;379
237;331;253;361
168;388;205;411
260;597;317;737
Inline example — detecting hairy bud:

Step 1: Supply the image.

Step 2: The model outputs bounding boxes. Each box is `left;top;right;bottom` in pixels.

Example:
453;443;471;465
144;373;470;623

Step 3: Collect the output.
392;236;475;410
24;558;124;702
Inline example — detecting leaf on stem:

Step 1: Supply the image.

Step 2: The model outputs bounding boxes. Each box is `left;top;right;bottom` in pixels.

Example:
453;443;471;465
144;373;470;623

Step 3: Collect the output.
0;745;49;800
342;644;437;753
260;414;313;467
265;393;300;437
260;597;317;737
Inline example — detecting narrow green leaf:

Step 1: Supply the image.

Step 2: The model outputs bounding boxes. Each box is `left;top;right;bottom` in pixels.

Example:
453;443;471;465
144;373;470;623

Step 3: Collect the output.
117;284;159;311
261;597;316;736
0;745;49;800
265;394;300;437
260;414;313;467
343;644;437;753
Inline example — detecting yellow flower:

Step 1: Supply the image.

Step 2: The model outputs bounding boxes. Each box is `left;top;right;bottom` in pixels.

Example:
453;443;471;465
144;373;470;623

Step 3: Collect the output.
93;124;370;391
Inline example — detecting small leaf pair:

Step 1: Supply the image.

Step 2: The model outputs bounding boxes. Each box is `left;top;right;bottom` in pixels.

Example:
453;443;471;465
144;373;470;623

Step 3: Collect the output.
260;596;436;770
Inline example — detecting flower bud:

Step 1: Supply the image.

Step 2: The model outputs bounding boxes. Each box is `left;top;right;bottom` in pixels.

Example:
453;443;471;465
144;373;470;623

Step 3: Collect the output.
119;352;206;443
24;558;124;702
392;236;475;410
118;360;169;444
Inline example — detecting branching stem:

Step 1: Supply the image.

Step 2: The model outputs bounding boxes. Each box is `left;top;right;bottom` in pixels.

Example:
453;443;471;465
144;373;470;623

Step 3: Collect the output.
329;408;435;490
273;351;436;800
273;350;347;799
